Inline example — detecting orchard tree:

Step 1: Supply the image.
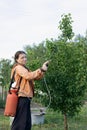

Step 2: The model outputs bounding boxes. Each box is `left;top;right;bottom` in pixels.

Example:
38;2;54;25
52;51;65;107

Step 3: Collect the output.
45;39;87;130
44;13;86;130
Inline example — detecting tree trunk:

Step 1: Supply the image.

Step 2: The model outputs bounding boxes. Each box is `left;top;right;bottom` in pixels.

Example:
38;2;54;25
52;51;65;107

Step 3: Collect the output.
2;86;4;100
64;113;68;130
2;86;6;101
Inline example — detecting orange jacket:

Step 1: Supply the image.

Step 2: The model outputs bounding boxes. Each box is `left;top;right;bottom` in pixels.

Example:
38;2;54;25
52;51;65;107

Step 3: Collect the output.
11;64;44;98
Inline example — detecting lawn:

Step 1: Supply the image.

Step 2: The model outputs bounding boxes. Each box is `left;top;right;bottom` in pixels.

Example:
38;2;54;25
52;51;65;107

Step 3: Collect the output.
0;104;87;130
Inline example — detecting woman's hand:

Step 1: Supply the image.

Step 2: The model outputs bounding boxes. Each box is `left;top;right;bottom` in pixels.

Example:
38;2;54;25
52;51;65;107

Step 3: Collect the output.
41;60;51;72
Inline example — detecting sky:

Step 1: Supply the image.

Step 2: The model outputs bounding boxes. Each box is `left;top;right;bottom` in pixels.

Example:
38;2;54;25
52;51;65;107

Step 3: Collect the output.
0;0;87;60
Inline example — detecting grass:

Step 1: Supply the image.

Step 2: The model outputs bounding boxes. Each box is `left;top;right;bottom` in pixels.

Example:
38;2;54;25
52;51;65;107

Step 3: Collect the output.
0;104;87;130
0;109;10;130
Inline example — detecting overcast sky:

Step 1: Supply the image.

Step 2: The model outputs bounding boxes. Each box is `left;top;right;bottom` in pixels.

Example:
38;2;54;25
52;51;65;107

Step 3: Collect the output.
0;0;87;60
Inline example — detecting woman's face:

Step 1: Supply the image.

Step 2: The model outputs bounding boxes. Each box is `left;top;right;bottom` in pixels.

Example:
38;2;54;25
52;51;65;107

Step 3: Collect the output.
16;53;27;65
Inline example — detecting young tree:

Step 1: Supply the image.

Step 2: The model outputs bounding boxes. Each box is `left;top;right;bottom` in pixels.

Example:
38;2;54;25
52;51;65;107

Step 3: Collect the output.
44;13;86;130
45;39;87;130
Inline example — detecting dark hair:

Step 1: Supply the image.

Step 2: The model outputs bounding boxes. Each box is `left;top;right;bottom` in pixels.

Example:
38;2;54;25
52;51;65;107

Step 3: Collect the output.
14;50;26;62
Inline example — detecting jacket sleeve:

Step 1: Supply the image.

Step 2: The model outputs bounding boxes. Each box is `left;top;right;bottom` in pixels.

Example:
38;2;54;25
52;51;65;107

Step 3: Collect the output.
15;65;44;80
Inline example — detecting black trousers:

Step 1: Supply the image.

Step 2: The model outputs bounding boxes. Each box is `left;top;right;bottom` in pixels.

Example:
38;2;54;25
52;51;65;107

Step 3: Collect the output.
11;97;31;130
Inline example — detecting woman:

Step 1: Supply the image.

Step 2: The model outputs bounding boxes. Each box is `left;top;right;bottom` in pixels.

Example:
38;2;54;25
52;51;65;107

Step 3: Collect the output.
11;50;50;130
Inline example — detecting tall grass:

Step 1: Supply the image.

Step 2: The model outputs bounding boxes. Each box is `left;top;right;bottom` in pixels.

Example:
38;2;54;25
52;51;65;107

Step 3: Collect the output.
0;103;87;130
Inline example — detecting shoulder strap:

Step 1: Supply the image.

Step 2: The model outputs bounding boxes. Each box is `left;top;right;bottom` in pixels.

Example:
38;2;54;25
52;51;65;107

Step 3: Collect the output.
9;70;16;92
9;70;22;93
